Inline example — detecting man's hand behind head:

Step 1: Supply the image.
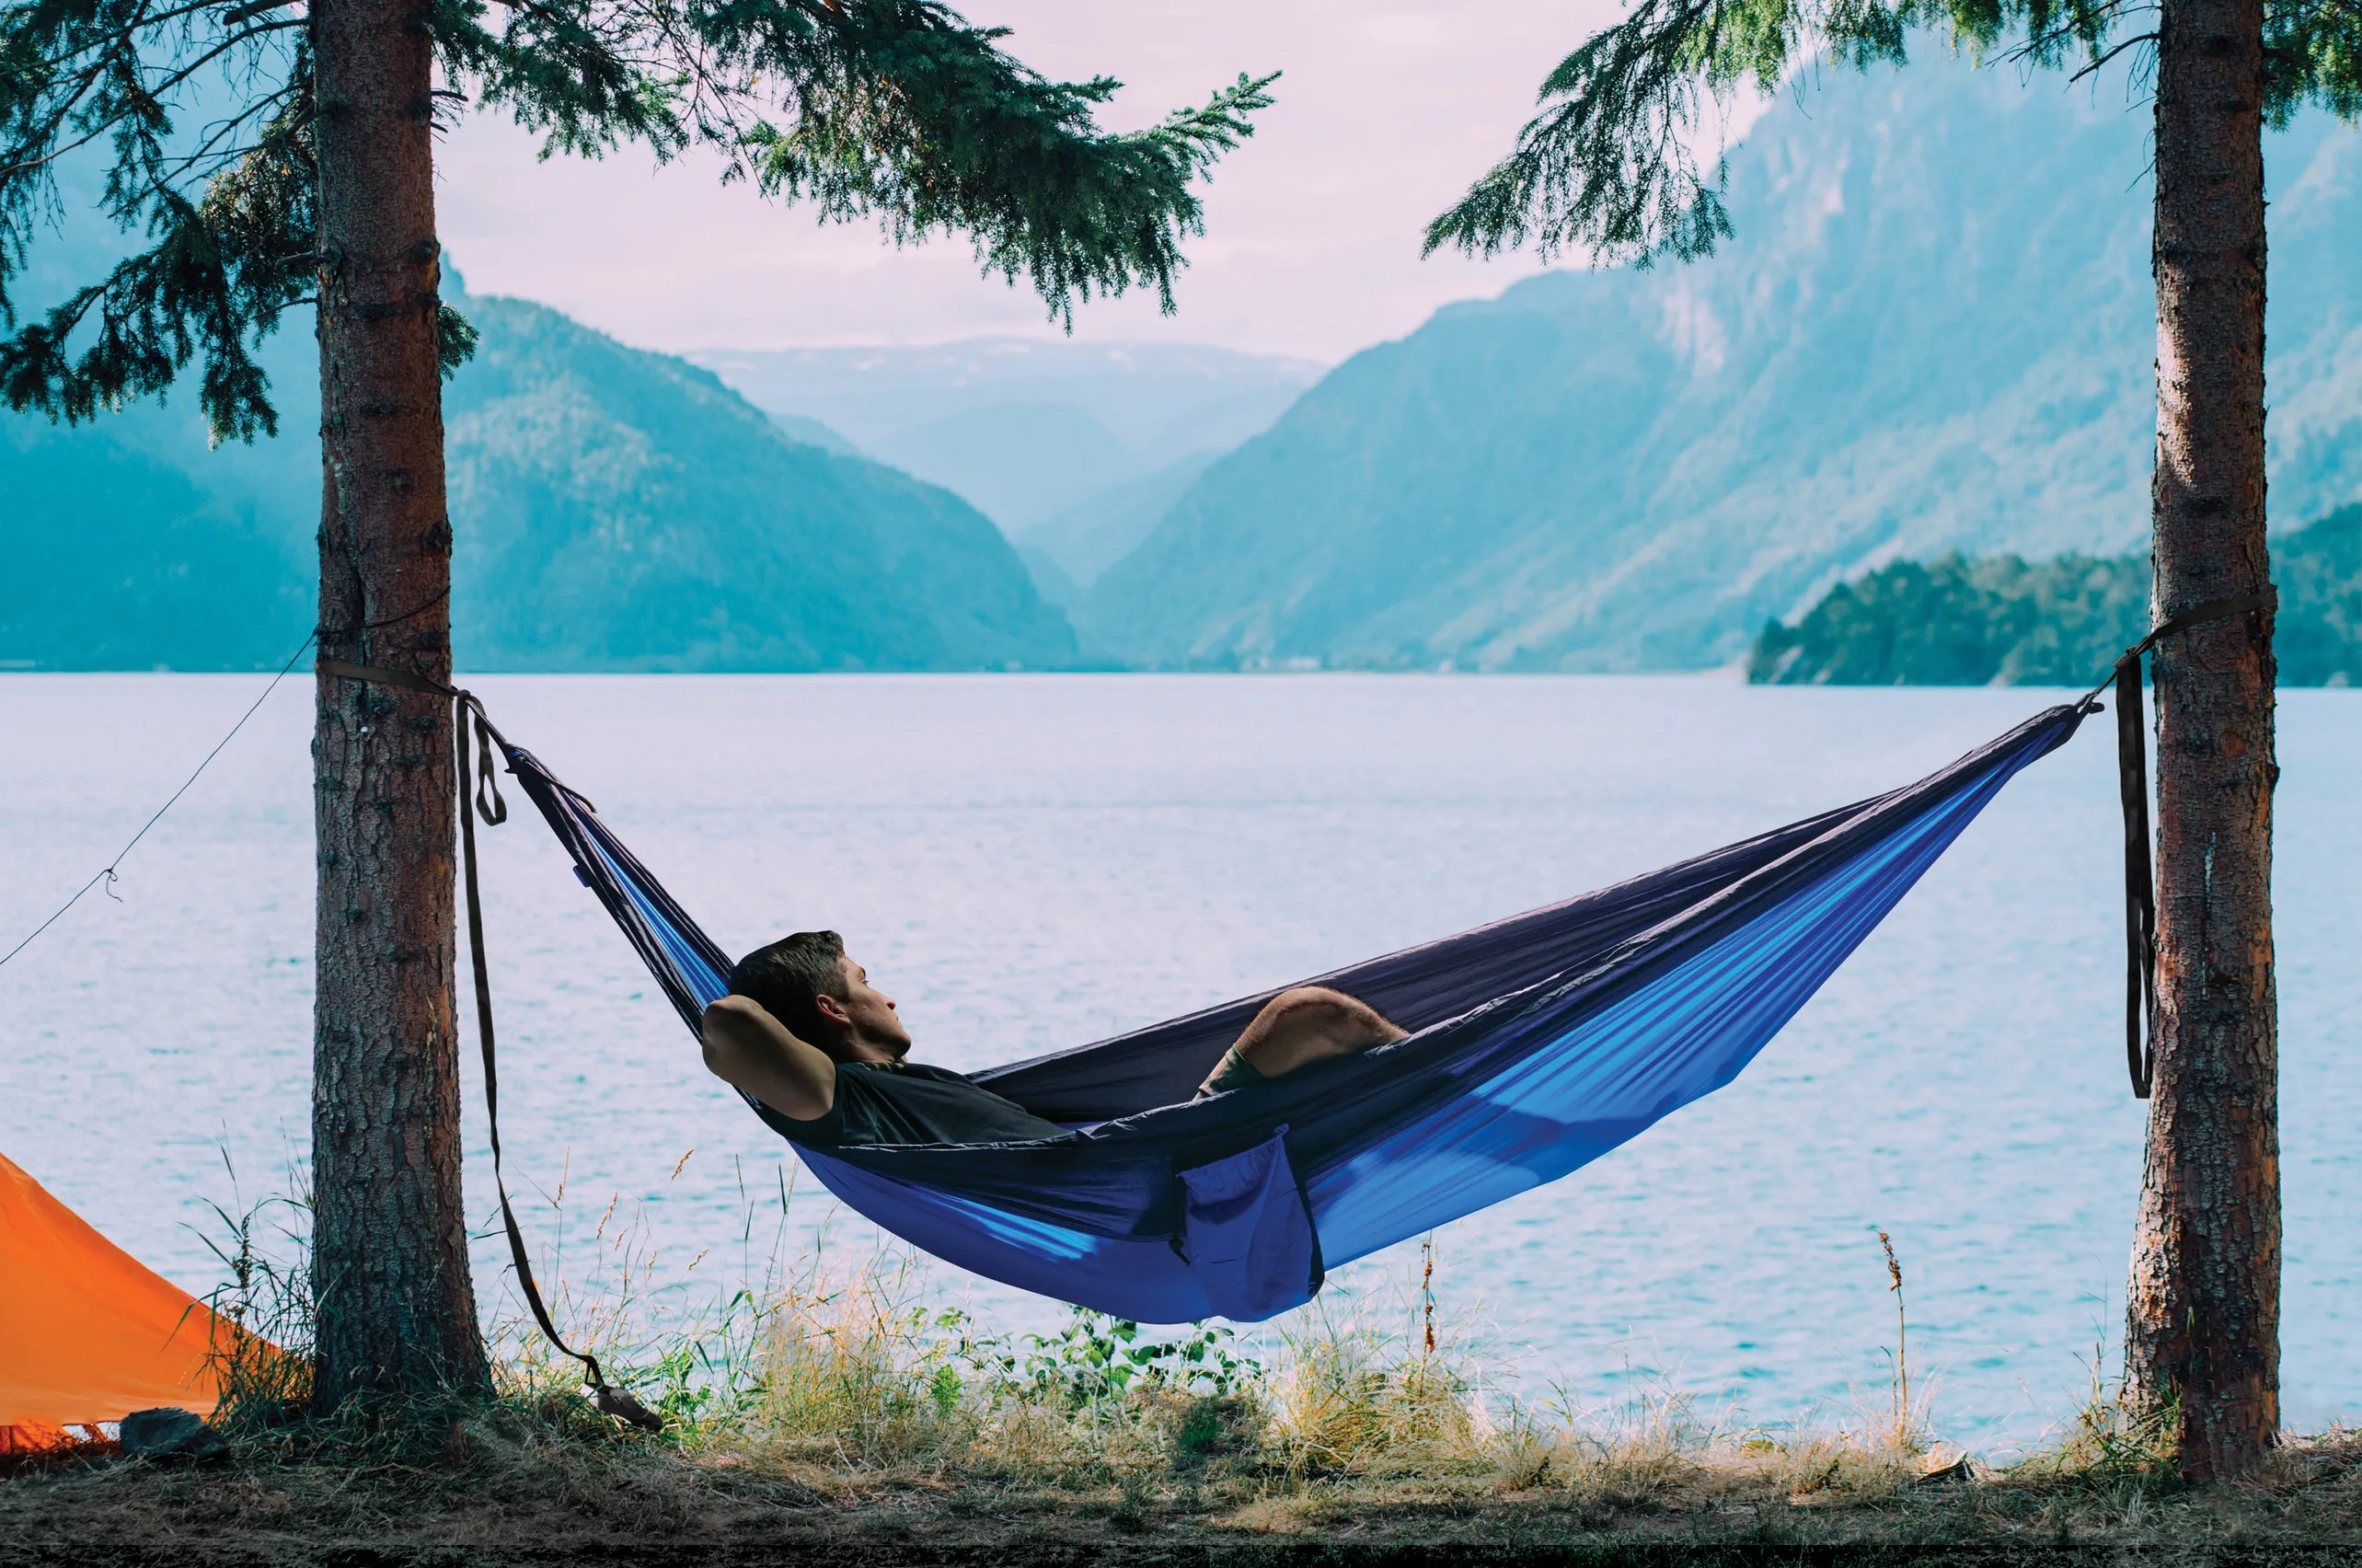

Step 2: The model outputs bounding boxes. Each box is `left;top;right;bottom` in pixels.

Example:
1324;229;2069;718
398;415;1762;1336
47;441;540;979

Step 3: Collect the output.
700;995;837;1123
729;930;911;1064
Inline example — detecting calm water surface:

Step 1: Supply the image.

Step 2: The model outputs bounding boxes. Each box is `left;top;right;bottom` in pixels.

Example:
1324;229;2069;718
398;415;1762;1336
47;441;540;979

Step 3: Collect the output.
3;674;2354;1448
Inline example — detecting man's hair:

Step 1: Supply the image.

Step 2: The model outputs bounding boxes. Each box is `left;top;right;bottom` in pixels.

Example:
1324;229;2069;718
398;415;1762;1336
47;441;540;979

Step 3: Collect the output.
732;931;849;1048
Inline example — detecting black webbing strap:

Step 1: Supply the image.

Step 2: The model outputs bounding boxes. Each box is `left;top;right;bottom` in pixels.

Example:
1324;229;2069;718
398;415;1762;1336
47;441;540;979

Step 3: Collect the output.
2077;590;2276;1099
318;658;661;1430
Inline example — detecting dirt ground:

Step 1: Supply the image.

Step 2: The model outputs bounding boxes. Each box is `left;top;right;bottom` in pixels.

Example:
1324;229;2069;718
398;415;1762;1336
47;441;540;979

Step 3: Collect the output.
5;1427;2358;1567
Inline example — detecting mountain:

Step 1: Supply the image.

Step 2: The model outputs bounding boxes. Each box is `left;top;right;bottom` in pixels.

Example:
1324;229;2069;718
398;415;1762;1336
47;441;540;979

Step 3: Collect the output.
1746;505;2361;686
0;413;310;670
1013;544;1082;608
444;300;1076;670
688;340;1325;533
2;294;1077;671
1020;451;1221;591
1076;55;2362;671
768;413;863;456
0;271;322;669
870;398;1137;525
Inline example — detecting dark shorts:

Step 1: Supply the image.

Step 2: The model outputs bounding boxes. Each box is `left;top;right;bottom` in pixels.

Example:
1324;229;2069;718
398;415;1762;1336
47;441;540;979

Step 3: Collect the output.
1194;1046;1271;1100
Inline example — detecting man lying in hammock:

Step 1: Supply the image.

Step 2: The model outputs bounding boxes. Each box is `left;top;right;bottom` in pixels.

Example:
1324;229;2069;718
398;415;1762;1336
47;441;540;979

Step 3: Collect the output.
700;929;1407;1147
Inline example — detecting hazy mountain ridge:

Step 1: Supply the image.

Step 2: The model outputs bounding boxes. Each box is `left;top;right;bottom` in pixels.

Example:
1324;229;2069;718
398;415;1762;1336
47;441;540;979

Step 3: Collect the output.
1077;58;2362;671
768;412;863;455
690;340;1326;584
1021;451;1221;592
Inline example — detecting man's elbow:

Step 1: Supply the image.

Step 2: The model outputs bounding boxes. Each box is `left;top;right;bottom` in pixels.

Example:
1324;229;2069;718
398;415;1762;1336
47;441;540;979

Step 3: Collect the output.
699;1038;732;1087
700;1002;747;1084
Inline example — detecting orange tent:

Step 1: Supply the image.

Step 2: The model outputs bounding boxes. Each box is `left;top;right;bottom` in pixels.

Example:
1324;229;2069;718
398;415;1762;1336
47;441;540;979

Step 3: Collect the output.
0;1149;239;1450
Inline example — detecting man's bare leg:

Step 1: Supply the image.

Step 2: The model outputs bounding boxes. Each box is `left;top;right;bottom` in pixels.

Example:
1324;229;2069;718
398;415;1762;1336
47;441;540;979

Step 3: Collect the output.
1196;987;1408;1098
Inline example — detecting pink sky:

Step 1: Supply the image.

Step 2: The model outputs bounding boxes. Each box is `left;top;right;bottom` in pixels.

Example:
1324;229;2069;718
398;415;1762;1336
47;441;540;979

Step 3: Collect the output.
434;1;1630;363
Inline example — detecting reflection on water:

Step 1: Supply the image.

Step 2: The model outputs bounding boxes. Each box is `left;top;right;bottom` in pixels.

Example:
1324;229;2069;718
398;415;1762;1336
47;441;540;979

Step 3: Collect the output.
2;674;2354;1447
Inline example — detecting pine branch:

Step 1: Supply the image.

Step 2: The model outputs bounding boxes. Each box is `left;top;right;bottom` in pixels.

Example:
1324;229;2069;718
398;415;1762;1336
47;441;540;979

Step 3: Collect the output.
1423;0;1748;266
2067;28;2160;84
1429;0;2355;270
437;0;1277;319
5;0;1270;432
2;57;315;440
2265;0;2362;120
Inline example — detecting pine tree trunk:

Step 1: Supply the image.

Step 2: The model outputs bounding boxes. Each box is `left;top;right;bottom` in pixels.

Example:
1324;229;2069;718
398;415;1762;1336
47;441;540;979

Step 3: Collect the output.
308;0;489;1410
2124;0;2279;1480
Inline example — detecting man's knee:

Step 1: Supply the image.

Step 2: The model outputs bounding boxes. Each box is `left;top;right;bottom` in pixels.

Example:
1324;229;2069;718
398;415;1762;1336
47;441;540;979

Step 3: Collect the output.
1269;986;1360;1020
1266;986;1401;1044
1217;987;1405;1090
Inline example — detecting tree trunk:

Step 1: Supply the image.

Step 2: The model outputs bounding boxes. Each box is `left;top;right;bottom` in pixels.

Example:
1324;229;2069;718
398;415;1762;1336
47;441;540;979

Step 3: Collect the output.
308;0;489;1410
2124;0;2278;1480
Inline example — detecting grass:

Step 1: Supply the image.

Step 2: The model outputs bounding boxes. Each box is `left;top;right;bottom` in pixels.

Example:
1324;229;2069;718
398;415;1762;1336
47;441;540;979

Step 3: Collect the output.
5;1184;2357;1564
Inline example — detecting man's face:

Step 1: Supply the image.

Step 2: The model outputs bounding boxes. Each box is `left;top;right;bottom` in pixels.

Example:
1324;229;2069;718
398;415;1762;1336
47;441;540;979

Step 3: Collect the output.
820;954;912;1062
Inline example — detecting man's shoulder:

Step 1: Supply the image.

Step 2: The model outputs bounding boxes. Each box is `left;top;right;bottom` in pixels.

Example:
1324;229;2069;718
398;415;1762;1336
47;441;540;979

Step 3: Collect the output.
844;1060;975;1087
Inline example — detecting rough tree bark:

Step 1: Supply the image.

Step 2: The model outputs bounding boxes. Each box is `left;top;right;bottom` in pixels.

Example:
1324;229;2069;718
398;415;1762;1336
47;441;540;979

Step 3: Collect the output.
2124;0;2280;1480
308;0;490;1409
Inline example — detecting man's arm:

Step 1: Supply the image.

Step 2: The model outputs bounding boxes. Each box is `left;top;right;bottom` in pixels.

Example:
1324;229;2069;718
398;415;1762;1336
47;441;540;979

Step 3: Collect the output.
701;995;837;1121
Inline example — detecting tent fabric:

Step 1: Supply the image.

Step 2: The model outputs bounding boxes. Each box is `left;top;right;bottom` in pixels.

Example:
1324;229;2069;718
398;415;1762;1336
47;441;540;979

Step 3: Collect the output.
0;1149;233;1434
0;1421;78;1455
498;702;2087;1323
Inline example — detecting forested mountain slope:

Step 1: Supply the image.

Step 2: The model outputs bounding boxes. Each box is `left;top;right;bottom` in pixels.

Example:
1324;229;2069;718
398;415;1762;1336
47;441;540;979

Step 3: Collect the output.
1747;506;2361;686
1077;56;2362;671
444;300;1073;671
0;414;310;670
3;292;1076;671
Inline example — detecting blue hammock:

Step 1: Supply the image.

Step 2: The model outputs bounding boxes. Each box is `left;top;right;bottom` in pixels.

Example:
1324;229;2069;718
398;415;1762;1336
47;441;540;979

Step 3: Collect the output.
495;702;2087;1324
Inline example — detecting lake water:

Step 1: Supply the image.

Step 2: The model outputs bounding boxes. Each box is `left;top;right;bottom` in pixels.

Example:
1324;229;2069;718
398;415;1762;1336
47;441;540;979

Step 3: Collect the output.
2;674;2354;1449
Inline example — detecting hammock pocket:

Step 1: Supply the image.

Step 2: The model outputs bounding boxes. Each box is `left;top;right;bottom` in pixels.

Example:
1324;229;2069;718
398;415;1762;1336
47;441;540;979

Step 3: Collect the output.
501;703;2086;1323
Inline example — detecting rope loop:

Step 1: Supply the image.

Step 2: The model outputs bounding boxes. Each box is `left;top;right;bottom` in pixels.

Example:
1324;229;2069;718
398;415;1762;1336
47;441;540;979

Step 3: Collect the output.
462;697;508;826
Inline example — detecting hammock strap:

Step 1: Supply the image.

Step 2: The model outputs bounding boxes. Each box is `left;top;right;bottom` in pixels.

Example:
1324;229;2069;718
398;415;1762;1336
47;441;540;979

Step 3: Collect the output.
2077;590;2276;1099
317;659;661;1430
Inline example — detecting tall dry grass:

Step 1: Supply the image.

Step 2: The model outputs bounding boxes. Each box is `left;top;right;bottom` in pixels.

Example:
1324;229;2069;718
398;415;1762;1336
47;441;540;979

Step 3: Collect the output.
178;1166;2219;1527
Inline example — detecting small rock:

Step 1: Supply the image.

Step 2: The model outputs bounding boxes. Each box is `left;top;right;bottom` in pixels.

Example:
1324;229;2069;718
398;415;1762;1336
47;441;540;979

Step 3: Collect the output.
118;1407;227;1461
1913;1454;1977;1487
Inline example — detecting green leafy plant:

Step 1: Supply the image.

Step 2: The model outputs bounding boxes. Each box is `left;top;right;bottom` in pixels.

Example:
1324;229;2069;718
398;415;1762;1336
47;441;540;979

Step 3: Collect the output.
985;1309;1261;1412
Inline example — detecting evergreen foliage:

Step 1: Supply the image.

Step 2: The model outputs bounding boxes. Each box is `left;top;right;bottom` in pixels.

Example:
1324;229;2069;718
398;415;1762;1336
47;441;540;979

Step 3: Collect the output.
2;0;1273;440
1425;0;2360;265
1748;550;2150;686
1748;505;2362;686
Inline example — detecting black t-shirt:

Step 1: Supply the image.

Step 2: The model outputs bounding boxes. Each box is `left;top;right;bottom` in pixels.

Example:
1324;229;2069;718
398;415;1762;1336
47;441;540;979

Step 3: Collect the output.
763;1061;1069;1149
